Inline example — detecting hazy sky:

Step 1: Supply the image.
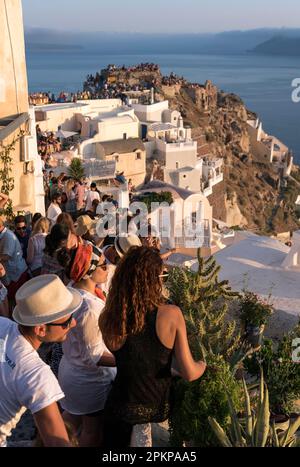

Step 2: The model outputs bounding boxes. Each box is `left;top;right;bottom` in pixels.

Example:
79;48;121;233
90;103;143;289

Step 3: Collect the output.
23;0;300;33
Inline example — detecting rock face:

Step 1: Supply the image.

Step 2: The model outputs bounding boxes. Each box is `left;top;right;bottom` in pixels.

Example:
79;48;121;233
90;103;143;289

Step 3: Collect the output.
159;82;300;234
224;192;248;227
207;180;227;222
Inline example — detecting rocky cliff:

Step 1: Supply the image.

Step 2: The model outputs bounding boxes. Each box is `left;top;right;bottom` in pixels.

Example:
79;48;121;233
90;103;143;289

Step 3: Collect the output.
157;82;300;234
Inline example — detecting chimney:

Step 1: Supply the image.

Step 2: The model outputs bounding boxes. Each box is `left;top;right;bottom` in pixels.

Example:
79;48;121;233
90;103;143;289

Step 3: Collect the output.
150;87;154;105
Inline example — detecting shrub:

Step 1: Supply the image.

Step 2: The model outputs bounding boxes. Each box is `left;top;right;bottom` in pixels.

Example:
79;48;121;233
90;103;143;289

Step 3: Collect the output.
169;355;243;447
136;191;173;211
244;325;300;415
239;291;273;328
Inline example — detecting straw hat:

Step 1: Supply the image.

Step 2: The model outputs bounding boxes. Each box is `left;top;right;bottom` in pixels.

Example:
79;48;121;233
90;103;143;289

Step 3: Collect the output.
12;275;83;326
75;215;98;237
114;234;142;258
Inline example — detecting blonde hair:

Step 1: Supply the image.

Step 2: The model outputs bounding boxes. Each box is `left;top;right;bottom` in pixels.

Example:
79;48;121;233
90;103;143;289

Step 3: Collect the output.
32;217;50;235
66;179;75;194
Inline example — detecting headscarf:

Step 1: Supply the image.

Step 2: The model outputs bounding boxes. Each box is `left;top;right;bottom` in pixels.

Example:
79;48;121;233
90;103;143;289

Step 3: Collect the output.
70;243;102;283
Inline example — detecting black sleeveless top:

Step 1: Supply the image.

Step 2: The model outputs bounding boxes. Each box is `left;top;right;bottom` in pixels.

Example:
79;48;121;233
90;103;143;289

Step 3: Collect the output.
105;309;174;425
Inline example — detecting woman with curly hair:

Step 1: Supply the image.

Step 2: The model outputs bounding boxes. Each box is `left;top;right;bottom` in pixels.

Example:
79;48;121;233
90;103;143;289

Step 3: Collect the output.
99;246;206;447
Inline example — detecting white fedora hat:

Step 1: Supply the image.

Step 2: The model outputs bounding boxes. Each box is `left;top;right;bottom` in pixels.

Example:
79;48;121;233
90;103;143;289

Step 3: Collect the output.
13;274;83;326
114;234;142;258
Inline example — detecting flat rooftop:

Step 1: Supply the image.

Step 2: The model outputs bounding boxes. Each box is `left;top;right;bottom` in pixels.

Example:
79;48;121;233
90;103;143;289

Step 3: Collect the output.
35;103;89;112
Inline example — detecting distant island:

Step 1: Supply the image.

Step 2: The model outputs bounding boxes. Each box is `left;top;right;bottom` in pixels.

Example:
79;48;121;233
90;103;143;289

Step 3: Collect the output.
26;43;83;52
25;27;300;56
251;35;300;56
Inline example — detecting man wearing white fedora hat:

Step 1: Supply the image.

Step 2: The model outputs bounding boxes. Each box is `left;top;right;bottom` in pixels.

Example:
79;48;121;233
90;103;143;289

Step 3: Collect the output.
0;274;83;447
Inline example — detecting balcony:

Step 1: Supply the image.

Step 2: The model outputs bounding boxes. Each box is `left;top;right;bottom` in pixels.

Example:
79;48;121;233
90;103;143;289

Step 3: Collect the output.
203;158;223;169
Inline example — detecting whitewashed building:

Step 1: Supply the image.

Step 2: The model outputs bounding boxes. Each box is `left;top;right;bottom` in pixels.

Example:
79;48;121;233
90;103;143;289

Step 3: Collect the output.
247;118;293;177
138;180;213;253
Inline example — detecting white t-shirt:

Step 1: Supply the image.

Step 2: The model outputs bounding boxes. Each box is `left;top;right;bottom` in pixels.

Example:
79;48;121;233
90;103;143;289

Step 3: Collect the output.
0;318;64;447
58;289;116;415
85;190;100;212
102;245;117;295
47;203;62;225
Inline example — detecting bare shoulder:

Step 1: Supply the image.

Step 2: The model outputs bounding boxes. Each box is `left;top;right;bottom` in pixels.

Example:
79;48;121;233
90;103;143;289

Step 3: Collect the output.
157;304;183;322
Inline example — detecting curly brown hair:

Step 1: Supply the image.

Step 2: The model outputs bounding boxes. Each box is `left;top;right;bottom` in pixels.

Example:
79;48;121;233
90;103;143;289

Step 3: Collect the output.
99;246;164;348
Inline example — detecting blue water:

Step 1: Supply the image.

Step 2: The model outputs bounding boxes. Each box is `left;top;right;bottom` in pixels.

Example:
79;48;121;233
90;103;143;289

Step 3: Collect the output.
26;50;300;162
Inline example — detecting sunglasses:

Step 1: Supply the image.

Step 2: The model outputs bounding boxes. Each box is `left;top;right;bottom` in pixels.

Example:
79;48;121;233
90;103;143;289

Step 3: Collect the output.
96;260;108;271
47;314;74;329
16;226;27;231
159;272;169;282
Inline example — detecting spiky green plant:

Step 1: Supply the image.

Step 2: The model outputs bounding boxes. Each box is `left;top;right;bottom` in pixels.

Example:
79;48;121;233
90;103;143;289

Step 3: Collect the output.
209;371;300;447
167;250;241;361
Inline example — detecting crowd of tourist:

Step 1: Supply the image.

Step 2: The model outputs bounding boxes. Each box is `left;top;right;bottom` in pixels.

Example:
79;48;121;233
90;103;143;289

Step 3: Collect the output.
36;126;62;166
29;92;53;106
83;77;154;101
104;63;160;73
161;72;188;87
0;181;206;447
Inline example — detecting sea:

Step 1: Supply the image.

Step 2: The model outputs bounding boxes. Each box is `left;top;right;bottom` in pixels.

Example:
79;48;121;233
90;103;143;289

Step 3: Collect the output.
26;50;300;163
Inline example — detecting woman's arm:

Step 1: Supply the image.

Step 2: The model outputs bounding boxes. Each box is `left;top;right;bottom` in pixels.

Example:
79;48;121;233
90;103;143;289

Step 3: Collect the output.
173;307;206;382
160;248;177;261
79;300;116;368
0;193;9;209
157;305;206;382
97;351;116;367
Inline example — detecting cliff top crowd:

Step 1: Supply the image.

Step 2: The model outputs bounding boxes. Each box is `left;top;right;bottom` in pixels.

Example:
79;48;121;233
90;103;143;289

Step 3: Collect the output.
104;63;160;73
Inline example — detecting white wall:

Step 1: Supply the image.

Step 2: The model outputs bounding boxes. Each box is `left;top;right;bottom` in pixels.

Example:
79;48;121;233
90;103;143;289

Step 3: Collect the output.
27;107;46;215
95;120;139;142
159;140;198;169
132;101;169;123
165;168;202;192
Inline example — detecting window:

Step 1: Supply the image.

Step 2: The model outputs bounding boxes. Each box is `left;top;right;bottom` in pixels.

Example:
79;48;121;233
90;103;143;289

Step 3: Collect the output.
176;162;179;169
136;152;142;160
123;133;127;140
115;155;119;162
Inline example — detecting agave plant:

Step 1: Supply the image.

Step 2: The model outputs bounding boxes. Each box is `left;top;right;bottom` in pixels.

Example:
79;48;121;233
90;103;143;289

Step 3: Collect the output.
208;371;300;447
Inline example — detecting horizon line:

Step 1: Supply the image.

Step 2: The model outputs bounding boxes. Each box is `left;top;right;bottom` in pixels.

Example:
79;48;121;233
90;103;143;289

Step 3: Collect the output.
24;26;300;35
